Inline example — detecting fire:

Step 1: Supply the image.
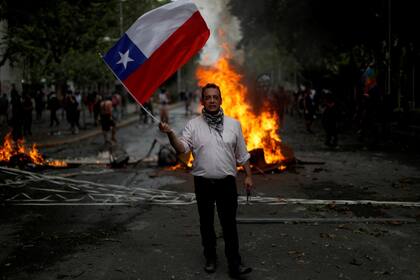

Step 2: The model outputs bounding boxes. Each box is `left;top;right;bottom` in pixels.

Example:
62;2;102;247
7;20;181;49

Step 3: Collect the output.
279;165;287;171
28;144;44;165
0;132;67;167
166;155;193;170
196;55;285;164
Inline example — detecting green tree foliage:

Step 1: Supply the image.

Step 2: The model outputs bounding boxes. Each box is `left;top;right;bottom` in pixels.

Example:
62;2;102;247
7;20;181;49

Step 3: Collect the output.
0;0;167;91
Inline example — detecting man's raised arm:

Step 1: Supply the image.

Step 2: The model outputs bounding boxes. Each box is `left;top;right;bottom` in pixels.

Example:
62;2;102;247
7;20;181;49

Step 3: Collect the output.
159;122;186;154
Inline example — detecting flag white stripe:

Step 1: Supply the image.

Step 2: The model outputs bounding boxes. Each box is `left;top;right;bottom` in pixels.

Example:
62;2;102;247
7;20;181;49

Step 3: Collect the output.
126;0;198;58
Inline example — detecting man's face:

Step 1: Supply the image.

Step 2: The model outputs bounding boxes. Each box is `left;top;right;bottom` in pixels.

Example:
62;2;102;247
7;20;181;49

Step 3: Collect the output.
201;87;222;113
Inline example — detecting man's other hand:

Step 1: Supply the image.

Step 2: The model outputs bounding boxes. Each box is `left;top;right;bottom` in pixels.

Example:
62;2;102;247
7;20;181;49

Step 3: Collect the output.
244;175;253;191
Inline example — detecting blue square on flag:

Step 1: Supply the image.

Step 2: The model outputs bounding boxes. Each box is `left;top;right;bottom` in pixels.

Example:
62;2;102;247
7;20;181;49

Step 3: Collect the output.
103;34;147;81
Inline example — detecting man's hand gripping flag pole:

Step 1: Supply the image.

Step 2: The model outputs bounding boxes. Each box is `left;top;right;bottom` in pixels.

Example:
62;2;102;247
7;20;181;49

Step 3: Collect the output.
100;0;210;120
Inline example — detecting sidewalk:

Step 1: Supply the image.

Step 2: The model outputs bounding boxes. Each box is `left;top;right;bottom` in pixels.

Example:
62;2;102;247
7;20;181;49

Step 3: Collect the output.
0;102;183;148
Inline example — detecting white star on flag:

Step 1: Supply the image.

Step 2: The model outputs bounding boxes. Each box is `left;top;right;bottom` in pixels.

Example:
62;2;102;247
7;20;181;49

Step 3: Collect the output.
116;50;134;69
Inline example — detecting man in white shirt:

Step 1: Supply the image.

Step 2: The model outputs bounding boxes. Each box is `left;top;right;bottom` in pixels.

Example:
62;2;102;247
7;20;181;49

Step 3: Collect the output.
159;83;253;278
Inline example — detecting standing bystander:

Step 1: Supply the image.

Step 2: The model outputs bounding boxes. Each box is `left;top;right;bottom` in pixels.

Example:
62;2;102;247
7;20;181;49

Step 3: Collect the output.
112;91;122;122
139;100;154;124
322;93;338;147
303;87;315;133
93;94;102;126
34;90;45;121
47;91;60;132
185;90;193;116
158;87;170;123
74;91;82;131
100;96;116;144
22;94;33;136
0;92;9;126
10;86;23;141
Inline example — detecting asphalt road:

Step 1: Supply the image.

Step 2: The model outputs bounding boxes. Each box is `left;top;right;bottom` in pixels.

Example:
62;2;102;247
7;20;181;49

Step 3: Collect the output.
1;104;420;280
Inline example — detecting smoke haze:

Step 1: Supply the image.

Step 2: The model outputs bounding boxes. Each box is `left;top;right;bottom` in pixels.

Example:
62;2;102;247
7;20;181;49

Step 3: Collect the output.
193;0;243;65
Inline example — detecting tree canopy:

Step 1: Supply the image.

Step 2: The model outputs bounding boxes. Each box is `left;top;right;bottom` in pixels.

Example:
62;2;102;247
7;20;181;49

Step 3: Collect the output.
0;0;168;91
229;0;420;104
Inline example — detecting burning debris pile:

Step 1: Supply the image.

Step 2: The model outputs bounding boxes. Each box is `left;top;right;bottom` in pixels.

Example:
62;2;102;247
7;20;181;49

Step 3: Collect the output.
196;52;294;171
196;55;288;166
0;133;67;168
168;51;294;172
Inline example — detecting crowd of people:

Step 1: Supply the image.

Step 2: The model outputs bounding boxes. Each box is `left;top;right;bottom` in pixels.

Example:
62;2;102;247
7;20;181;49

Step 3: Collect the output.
1;64;389;150
270;63;387;149
0;84;127;145
0;83;202;147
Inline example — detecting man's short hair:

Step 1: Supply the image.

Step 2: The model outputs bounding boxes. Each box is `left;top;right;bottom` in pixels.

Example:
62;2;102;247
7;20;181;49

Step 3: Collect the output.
201;83;221;99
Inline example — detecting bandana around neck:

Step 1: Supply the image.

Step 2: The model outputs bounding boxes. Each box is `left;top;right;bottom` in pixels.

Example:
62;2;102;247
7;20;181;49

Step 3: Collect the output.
202;107;224;135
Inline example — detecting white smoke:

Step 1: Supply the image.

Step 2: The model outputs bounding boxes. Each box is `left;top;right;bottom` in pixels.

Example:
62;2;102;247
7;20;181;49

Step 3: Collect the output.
192;0;243;65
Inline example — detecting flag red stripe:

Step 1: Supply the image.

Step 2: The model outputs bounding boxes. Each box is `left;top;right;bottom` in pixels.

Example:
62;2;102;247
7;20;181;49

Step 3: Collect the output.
124;11;210;104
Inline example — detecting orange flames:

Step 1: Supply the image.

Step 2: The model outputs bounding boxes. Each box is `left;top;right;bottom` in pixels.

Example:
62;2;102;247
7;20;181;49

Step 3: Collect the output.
196;54;285;164
0;133;67;167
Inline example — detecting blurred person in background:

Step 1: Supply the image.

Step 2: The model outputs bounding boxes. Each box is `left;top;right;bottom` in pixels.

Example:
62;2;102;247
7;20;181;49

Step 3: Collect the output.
158;87;170;123
100;96;116;145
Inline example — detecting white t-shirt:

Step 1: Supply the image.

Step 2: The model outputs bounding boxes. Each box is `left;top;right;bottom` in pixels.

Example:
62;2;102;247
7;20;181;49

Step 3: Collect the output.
179;115;250;179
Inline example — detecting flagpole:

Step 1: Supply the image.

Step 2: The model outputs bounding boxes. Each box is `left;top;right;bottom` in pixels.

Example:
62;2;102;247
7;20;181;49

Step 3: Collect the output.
98;52;160;123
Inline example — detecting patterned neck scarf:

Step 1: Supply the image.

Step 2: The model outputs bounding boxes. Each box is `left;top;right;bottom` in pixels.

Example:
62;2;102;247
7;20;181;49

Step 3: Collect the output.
202;107;224;135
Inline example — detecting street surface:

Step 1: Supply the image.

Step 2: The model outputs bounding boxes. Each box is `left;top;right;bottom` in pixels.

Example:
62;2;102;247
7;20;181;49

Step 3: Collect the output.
1;104;420;280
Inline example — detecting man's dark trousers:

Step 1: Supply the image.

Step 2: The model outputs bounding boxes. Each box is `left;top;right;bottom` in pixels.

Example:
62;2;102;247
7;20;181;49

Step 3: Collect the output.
194;175;241;269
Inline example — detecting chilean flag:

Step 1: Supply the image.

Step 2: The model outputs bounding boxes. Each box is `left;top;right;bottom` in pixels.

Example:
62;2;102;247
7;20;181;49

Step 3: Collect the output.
103;0;210;104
